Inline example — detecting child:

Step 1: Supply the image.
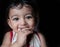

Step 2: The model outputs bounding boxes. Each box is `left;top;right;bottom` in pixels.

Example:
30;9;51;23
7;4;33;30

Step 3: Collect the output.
1;0;47;47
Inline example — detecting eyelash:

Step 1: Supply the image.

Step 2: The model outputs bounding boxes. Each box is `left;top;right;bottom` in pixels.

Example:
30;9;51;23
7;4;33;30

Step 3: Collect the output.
12;15;33;21
26;16;33;19
12;18;19;21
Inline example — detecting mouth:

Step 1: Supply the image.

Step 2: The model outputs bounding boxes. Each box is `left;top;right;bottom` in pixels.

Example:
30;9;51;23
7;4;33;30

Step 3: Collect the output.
18;28;32;31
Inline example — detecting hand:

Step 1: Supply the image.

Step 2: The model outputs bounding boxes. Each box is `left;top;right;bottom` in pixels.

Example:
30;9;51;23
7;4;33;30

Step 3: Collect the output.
16;28;33;47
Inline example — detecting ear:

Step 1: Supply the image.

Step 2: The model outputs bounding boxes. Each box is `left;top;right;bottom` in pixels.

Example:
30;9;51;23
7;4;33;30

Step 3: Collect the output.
7;19;12;29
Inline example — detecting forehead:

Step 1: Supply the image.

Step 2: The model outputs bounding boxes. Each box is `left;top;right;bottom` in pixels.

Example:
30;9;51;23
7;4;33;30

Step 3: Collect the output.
9;6;33;17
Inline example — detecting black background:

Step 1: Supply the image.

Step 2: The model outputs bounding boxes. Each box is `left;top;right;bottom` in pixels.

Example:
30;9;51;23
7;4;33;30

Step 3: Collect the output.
0;0;60;47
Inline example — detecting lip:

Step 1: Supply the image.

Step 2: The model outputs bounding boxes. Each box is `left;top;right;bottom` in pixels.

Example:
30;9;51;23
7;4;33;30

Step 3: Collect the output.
18;26;29;29
18;28;30;30
18;28;31;32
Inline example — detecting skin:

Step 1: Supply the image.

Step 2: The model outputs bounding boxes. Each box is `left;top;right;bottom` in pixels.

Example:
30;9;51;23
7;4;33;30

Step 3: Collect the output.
8;5;35;33
1;5;47;47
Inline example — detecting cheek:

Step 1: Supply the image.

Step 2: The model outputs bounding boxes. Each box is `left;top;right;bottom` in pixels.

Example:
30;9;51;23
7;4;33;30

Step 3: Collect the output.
11;23;18;32
26;19;35;27
10;21;18;29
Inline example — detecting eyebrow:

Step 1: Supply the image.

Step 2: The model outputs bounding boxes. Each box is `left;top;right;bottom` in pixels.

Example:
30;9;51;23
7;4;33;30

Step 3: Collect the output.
10;15;18;18
10;13;32;18
24;13;32;16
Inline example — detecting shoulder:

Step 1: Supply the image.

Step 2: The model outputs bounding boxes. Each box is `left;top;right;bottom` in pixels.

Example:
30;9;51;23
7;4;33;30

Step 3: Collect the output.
37;32;45;39
4;31;13;39
1;32;11;47
37;32;46;42
4;32;11;39
37;32;47;47
5;32;10;36
3;31;11;42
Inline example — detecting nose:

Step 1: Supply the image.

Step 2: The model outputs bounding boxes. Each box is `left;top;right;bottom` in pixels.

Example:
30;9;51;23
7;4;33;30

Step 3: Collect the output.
19;18;26;26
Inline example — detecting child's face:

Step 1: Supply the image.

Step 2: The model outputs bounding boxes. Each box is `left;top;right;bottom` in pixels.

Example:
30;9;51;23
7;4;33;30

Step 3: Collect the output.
8;6;35;32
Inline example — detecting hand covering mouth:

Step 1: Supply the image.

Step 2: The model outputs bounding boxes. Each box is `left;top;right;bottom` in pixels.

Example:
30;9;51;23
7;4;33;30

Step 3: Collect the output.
18;27;32;31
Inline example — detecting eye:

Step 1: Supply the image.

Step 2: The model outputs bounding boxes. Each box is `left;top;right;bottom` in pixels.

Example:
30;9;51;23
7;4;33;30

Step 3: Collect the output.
12;18;19;21
25;15;33;19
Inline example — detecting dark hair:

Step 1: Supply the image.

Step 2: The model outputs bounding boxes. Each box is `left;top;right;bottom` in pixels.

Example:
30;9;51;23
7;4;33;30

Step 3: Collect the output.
5;0;40;31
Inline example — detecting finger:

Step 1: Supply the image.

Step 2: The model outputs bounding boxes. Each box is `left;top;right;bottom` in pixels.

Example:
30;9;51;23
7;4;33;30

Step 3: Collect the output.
22;28;33;32
25;31;33;35
18;28;22;32
21;28;30;33
22;28;33;35
17;28;33;36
